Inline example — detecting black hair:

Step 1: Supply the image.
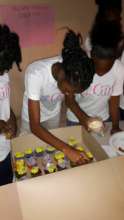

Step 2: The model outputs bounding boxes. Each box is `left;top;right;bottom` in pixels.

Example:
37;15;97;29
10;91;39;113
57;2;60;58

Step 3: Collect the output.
95;0;122;12
62;30;94;91
0;24;22;73
90;20;122;59
93;0;122;29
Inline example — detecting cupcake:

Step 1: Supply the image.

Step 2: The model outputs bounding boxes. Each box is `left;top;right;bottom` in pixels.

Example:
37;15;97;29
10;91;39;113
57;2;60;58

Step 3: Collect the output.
25;148;33;158
35;146;45;157
46;146;56;154
30;166;41;177
54;151;65;161
25;156;37;169
68;137;78;147
15;152;25;160
44;163;57;174
24;148;37;168
86;151;94;161
75;146;85;152
57;159;67;171
15;165;27;180
42;153;52;166
15;159;25;170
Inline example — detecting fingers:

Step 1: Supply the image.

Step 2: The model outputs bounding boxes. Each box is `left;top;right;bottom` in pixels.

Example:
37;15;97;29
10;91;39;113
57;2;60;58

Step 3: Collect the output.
76;151;89;165
77;156;89;165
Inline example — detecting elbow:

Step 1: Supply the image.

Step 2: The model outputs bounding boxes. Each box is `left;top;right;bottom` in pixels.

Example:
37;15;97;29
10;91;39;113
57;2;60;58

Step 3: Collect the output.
30;121;40;135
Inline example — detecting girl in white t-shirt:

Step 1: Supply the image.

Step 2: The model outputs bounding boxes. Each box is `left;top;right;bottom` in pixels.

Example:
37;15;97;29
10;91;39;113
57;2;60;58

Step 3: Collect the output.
0;25;22;186
21;30;95;164
84;2;124;122
67;21;124;134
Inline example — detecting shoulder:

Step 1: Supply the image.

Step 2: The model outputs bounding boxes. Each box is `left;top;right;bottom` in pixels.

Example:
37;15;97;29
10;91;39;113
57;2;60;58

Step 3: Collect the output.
114;59;124;70
112;59;124;78
25;56;62;77
0;72;10;83
111;60;124;96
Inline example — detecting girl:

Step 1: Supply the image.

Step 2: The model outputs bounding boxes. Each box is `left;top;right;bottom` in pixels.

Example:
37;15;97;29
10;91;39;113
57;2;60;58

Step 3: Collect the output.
0;25;22;186
67;21;124;134
21;30;94;164
84;0;124;122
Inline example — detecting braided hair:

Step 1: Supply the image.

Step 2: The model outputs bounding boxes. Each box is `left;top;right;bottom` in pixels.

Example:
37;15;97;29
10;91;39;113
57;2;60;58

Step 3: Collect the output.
90;20;122;59
62;30;94;91
0;24;22;73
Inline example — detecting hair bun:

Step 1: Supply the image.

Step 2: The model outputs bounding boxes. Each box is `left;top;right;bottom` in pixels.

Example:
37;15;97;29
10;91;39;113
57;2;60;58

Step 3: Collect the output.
63;30;82;50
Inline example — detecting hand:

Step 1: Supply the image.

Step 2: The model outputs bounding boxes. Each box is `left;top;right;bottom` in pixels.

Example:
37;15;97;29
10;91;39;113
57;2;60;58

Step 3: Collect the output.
6;120;16;139
64;146;89;164
87;117;104;133
0;120;16;139
0;120;9;133
81;116;96;132
111;127;122;135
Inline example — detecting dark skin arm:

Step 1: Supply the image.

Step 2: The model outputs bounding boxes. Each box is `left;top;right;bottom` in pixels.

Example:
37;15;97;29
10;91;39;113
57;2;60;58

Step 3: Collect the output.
7;108;17;137
109;95;121;134
0;120;8;134
28;99;89;164
65;94;90;129
58;80;91;129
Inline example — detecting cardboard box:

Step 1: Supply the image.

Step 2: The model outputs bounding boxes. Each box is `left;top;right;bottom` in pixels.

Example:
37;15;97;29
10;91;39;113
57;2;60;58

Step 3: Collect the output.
0;156;124;220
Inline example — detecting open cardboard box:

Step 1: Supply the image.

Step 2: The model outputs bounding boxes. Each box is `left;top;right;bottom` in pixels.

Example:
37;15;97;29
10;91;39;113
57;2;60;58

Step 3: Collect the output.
0;156;124;220
11;126;108;179
11;125;108;162
0;126;124;220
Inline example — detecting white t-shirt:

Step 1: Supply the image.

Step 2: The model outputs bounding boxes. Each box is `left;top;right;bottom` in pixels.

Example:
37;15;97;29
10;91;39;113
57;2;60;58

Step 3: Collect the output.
0;73;10;121
120;51;124;109
22;56;64;123
84;36;124;110
67;59;124;122
0;72;10;161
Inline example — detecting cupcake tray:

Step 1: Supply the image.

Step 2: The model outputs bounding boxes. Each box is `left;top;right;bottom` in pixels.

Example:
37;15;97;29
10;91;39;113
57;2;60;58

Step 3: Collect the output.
13;138;95;181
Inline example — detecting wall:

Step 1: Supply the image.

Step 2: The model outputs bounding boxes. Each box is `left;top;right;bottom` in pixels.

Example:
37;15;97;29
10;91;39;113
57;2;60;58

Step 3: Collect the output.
1;0;124;119
0;0;96;118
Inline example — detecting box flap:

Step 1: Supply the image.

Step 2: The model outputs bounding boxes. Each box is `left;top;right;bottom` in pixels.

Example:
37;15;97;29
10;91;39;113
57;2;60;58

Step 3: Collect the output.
16;157;124;220
81;126;108;160
0;183;22;220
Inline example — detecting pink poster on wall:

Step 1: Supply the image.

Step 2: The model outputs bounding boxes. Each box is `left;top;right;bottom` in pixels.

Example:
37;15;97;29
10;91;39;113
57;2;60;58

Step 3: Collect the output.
0;5;55;48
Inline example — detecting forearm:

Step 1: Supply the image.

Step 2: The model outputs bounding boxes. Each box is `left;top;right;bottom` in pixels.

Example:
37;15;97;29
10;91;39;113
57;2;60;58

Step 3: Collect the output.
30;122;70;153
65;96;88;125
109;96;120;129
7;108;17;135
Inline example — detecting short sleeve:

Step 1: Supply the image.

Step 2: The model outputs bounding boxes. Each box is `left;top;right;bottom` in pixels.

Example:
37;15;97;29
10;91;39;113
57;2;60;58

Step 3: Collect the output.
24;64;44;101
112;61;124;96
84;36;92;58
